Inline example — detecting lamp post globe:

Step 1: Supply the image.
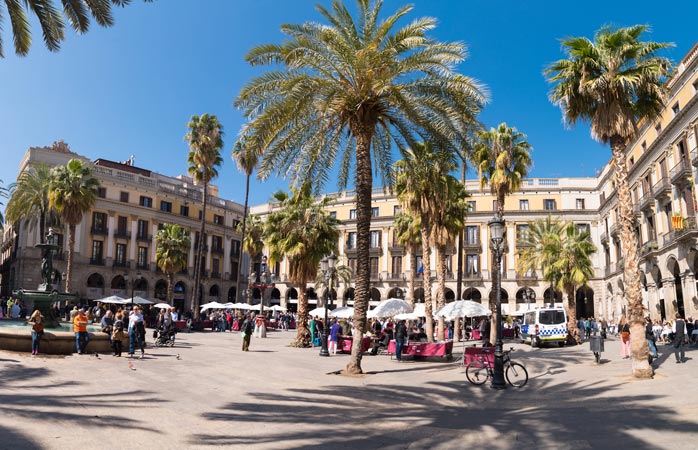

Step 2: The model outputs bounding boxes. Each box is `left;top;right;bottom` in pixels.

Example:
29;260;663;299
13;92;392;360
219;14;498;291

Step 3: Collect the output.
488;214;507;390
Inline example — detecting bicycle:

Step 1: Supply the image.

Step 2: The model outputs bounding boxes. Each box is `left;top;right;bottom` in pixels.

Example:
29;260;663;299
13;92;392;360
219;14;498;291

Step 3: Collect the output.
466;347;528;388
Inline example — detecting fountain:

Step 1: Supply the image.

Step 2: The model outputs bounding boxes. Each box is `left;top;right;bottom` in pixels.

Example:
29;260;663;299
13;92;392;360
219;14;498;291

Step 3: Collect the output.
12;228;79;327
0;229;112;354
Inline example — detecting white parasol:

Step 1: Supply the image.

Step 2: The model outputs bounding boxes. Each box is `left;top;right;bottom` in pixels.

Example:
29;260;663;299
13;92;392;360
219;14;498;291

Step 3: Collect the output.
367;298;413;318
434;300;491;320
308;307;331;318
97;295;126;304
330;306;354;319
125;296;154;305
154;303;172;309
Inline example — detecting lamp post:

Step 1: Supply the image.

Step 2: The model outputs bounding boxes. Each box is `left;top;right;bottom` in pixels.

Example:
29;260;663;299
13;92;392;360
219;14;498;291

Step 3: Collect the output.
124;270;141;309
488;214;507;390
319;253;337;357
524;287;536;311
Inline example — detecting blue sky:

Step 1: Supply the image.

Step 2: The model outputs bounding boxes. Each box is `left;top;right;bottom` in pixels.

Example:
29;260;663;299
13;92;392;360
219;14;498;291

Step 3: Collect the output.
1;0;696;209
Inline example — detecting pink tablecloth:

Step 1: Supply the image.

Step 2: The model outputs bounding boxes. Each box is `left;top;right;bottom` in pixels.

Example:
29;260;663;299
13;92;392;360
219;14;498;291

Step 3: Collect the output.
387;340;453;357
338;336;371;353
463;346;495;365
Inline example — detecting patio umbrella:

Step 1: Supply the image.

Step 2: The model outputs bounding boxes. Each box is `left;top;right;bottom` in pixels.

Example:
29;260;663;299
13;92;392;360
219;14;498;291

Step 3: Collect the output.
308;307;331;318
235;303;252;310
367;298;413;318
200;301;226;311
154;303;172;309
97;295;126;304
434;300;491;320
330;306;354;318
269;305;287;312
394;303;426;320
126;296;154;305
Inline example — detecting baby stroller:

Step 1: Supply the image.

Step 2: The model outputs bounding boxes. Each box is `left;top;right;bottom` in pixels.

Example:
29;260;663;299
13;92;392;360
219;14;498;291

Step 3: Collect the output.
154;325;176;347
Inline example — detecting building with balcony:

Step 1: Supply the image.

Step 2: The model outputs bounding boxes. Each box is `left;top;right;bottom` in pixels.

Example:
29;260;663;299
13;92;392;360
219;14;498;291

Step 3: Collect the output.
0;143;247;312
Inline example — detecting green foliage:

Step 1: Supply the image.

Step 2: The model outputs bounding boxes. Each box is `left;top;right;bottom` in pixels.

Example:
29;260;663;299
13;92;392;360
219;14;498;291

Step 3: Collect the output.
48;159;99;227
186;114;224;186
0;0;152;58
546;25;673;145
5;163;55;241
155;224;191;275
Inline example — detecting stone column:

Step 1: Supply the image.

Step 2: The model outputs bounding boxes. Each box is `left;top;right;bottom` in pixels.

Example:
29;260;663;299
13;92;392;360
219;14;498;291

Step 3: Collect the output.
662;277;676;319
129;218;137;261
382;227;389;274
223;237;231;277
106;215;115;259
206;233;212;271
681;272;697;319
188;231;195;269
646;283;659;322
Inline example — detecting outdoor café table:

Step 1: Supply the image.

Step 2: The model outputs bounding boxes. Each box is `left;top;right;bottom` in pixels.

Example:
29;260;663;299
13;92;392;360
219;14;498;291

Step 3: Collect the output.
387;340;453;359
338;335;372;353
471;330;481;340
503;328;515;339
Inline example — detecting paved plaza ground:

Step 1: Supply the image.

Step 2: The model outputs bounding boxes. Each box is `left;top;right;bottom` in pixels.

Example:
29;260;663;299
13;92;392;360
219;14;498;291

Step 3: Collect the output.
1;329;697;450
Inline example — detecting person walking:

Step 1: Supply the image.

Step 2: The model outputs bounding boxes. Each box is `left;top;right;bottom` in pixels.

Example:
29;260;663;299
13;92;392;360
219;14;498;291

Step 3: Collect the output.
395;319;408;362
28;310;45;355
328;319;341;355
128;306;146;359
241;313;253;351
74;308;90;354
673;314;687;363
645;317;658;361
112;312;125;357
619;316;631;359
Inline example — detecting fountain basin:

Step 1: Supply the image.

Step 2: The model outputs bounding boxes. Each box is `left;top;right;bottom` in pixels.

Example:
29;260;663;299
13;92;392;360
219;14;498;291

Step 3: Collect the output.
0;320;116;354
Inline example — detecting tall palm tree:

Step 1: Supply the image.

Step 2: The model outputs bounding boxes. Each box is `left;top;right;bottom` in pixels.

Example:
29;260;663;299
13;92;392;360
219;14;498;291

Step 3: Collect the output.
5;163;55;243
553;222;596;343
155;224;191;305
546;25;673;378
232;136;259;303
396;142;458;343
472;122;532;344
237;213;265;301
185;114;224;317
263;184;340;345
432;176;469;341
235;0;486;374
393;212;421;307
48;159;99;293
0;0;152;57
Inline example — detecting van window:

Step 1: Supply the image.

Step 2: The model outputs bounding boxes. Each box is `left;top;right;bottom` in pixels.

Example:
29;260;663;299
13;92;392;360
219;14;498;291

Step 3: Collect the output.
524;313;535;325
539;310;565;325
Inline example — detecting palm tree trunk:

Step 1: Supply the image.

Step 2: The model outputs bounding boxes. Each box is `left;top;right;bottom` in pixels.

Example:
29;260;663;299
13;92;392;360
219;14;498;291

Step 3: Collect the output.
436;245;446;341
421;225;434;343
408;244;417;308
456;156;466;303
295;281;309;344
567;285;580;344
66;223;76;293
611;137;652;378
167;272;174;304
236;173;251;303
192;180;209;318
346;129;373;375
39;211;46;244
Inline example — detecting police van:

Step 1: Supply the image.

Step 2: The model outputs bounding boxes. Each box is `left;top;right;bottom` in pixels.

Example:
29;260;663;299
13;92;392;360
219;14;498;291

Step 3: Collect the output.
520;307;568;347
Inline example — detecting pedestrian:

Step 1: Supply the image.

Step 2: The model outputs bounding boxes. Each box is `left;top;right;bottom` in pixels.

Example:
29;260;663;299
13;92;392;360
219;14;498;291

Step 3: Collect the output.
618;316;630;359
600;317;608;339
672;314;687;363
241;313;253;351
395;319;407;362
128;305;146;359
28;310;45;355
74;308;89;354
328;319;341;355
645;317;658;361
309;316;317;346
112;312;125;357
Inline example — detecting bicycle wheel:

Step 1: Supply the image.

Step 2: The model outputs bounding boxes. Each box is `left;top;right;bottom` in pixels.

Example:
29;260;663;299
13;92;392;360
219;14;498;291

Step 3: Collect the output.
505;362;528;388
466;360;489;386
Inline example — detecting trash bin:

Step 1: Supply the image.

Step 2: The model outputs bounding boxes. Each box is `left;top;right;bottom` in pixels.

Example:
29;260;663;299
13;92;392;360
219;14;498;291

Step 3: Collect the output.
590;335;604;363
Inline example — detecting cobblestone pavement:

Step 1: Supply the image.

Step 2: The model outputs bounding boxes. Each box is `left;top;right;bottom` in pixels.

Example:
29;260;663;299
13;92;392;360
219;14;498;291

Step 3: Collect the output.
1;330;697;450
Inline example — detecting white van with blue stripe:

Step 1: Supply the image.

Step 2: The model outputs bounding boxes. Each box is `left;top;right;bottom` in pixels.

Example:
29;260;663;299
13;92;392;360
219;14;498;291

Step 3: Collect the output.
521;307;568;347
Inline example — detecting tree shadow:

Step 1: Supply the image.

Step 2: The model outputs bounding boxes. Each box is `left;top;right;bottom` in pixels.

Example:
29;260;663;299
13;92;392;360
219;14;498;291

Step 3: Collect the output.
191;349;693;450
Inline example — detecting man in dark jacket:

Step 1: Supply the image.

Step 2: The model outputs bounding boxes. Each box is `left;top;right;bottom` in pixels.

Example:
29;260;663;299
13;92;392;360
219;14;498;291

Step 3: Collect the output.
241;314;254;352
673;314;687;363
395;320;407;362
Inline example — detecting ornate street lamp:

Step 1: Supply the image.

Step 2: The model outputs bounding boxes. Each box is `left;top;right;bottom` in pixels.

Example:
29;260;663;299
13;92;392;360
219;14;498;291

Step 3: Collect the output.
124;269;142;309
524;287;536;311
488;214;507;390
319;253;337;357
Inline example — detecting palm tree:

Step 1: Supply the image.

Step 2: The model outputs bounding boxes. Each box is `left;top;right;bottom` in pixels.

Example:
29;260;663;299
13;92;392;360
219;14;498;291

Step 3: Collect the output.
472;122;532;344
432;176;469;341
393;212;421;307
48;159;99;293
155;224;191;305
5;164;55;243
546;25;673;378
0;179;9;230
0;0;151;57
396;142;458;343
235;0;486;374
553;223;596;343
263;184;340;345
185;114;224;317
232;136;259;303
237;213;265;301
